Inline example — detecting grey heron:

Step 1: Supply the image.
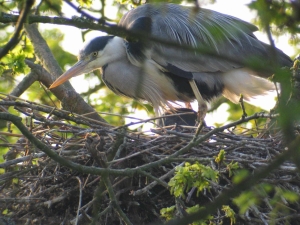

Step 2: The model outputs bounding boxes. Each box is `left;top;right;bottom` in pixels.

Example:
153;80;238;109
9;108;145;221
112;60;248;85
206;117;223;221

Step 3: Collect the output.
49;3;292;122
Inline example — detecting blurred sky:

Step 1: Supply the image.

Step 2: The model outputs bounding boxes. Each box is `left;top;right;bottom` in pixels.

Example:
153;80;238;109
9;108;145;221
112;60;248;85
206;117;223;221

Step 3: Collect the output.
44;0;296;127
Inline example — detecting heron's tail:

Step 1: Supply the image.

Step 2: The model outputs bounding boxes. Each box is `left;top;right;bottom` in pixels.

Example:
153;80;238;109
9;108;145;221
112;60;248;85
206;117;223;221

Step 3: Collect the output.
222;68;275;103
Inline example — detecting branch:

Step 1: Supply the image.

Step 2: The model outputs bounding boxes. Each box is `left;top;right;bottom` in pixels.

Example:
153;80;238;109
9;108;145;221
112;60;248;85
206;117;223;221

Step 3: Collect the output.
0;112;125;176
159;136;300;225
23;25;106;122
102;173;133;225
9;71;38;97
0;13;285;74
0;0;34;59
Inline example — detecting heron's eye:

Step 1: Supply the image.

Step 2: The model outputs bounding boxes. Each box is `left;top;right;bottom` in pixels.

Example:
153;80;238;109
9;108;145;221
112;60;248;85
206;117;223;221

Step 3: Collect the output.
92;52;98;57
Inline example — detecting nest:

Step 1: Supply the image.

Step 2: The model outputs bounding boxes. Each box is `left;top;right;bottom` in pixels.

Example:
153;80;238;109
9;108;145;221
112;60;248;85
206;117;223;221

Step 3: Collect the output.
0;98;300;225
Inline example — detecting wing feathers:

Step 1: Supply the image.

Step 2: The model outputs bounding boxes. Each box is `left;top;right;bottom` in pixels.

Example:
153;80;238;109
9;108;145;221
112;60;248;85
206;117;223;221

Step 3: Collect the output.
119;3;291;75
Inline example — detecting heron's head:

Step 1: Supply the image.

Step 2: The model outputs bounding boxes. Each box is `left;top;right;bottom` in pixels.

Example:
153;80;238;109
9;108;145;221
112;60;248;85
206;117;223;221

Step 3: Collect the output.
49;35;122;89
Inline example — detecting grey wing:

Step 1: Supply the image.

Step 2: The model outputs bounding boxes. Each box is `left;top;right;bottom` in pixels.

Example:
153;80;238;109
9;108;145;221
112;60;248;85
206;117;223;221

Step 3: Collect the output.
119;3;291;78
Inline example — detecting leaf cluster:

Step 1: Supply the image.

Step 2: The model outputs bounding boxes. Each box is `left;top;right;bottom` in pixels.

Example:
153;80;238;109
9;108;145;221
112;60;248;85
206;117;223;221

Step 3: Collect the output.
169;161;219;198
249;0;300;53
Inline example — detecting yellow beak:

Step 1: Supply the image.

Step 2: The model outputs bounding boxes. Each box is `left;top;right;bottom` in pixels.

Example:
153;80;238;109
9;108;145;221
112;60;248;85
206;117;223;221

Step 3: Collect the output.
49;60;89;89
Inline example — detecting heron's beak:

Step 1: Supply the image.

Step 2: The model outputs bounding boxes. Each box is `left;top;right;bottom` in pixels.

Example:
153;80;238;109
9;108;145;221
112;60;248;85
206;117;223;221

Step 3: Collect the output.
49;60;89;89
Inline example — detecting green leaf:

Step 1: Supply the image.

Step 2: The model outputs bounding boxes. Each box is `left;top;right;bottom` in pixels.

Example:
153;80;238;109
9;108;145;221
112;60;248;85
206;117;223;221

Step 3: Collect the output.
168;162;218;198
186;205;214;225
226;161;239;177
39;0;62;15
214;149;225;164
77;0;92;7
160;205;175;221
232;169;249;184
233;191;257;214
222;205;236;225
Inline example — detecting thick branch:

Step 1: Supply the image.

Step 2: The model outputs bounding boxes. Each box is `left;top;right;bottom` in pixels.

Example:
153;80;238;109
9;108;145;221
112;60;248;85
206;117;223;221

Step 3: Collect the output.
23;25;106;123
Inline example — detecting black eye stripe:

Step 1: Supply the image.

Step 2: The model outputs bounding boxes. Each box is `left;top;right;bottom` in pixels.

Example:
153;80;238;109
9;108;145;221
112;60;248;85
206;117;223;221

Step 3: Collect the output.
81;36;114;56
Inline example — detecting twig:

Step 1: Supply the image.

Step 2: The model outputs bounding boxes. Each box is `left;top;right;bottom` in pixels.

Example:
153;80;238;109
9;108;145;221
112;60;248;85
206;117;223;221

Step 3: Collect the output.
160;136;300;225
0;13;282;75
102;173;133;225
0;0;34;59
109;145;161;164
133;164;180;196
0;152;45;168
0;99;110;127
137;170;169;189
75;177;83;225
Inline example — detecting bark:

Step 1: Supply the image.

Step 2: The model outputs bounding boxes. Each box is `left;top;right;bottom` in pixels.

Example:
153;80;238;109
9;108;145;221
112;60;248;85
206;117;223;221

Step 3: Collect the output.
24;24;107;123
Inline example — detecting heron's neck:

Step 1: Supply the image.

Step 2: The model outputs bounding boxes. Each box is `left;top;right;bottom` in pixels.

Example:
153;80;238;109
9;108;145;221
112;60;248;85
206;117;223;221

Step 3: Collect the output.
102;36;126;64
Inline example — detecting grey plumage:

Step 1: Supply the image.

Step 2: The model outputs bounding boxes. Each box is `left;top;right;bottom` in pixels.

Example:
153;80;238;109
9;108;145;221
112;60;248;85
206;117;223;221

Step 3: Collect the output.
50;3;292;116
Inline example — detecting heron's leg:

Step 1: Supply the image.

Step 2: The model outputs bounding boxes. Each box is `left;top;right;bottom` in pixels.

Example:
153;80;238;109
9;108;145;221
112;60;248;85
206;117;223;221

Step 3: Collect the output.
188;80;207;123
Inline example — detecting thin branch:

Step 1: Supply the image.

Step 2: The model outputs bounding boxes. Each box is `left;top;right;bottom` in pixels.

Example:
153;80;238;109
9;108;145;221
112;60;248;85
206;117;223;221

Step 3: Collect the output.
0;0;34;59
159;136;300;225
0;100;110;128
133;166;177;196
0;152;45;168
0;111;281;176
9;71;38;97
0;13;285;74
63;0;106;24
75;177;83;225
102;173;133;225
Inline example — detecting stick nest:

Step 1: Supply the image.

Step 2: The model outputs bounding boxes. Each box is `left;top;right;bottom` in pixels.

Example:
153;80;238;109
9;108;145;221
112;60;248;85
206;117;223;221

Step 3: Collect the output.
0;100;299;225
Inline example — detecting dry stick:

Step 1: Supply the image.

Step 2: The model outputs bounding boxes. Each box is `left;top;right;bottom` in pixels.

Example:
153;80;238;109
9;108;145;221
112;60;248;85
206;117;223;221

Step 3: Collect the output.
133;164;181;196
0;152;45;168
1;112;298;224
75;177;83;225
29;180;71;198
79;176;129;213
159;136;300;225
0;167;38;181
87;139;133;224
102;172;133;225
138;170;169;189
0;112;279;176
108;145;161;164
0;198;45;203
0;100;110;128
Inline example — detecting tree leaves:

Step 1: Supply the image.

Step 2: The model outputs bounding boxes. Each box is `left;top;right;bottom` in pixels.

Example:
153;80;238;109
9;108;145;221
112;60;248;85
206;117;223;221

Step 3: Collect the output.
168;162;219;198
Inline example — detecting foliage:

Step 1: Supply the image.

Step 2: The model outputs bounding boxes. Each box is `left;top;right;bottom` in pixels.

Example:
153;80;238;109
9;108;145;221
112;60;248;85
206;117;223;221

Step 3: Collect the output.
214;150;239;177
38;0;62;15
168;162;219;198
233;183;299;224
162;158;239;224
222;205;236;225
249;0;299;58
0;0;299;224
77;0;93;7
160;205;175;221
